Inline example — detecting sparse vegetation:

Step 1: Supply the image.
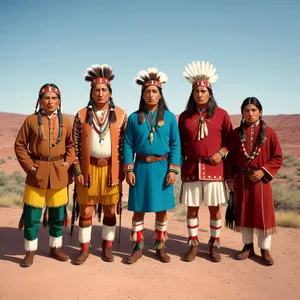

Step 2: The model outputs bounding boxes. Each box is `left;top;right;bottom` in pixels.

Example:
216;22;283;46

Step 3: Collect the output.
272;183;300;212
276;211;300;228
0;158;6;165
0;171;24;207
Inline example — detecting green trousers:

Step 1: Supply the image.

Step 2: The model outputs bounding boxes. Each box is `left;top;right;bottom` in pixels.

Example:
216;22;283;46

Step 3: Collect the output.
24;204;65;241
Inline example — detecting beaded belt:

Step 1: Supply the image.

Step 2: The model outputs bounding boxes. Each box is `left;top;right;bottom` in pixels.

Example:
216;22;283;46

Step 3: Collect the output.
90;156;111;167
30;154;64;162
136;154;167;163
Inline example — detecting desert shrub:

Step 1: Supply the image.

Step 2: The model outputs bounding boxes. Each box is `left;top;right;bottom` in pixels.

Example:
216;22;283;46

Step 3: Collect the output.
276;211;300;228
7;156;12;160
9;171;25;185
272;183;300;212
276;170;297;181
0;192;23;207
0;158;5;165
282;152;299;167
0;171;9;186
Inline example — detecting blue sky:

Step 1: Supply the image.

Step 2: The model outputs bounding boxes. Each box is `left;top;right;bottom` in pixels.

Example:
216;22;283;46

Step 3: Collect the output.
1;0;299;116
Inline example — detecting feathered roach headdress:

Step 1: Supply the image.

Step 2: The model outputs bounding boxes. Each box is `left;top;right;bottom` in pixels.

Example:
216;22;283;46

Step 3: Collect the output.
83;64;116;125
134;67;168;89
183;61;218;90
84;64;115;87
134;67;168;128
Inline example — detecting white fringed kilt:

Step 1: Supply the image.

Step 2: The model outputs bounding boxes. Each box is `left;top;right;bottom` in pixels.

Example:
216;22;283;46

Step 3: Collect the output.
180;181;227;207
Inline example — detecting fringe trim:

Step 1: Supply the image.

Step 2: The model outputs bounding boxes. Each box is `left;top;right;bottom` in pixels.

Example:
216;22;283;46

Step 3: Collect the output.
130;230;144;243
208;237;220;248
153;230;168;243
187;236;200;246
103;240;113;249
133;241;144;251
154;240;166;250
234;226;276;237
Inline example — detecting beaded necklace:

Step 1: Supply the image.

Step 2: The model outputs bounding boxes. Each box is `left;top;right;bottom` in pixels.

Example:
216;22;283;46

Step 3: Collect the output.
147;110;157;144
240;121;264;163
37;110;63;148
92;107;109;146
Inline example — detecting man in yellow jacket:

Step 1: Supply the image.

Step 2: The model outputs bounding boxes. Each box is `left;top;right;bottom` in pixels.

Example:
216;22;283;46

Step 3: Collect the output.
14;83;75;267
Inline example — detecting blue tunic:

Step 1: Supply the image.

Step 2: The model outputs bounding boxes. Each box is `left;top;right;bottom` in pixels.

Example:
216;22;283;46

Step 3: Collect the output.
123;110;181;212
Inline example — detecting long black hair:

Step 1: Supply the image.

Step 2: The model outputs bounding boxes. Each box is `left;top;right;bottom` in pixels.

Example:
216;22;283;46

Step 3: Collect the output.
35;83;61;113
85;84;116;125
185;87;218;118
138;86;169;126
240;97;266;146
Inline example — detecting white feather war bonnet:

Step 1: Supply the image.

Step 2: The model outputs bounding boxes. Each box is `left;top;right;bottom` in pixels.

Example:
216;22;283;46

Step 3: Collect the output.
183;61;218;90
134;67;168;89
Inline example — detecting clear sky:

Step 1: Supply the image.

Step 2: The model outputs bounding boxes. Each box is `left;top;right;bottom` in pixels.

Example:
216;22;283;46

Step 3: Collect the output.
1;0;299;116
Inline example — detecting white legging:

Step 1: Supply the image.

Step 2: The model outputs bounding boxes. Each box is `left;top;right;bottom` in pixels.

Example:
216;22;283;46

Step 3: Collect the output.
242;229;272;250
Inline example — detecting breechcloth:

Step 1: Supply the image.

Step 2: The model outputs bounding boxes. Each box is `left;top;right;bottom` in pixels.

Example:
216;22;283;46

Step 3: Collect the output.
76;164;120;206
24;204;65;241
23;184;68;208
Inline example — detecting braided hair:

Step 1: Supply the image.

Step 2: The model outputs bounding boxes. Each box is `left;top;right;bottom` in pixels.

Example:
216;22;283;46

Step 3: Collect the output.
239;97;266;146
85;84;116;125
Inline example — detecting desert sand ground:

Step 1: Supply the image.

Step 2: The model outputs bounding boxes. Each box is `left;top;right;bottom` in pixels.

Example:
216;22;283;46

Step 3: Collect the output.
0;206;299;300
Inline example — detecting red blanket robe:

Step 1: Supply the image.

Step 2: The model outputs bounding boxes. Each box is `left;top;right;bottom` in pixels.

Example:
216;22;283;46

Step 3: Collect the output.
224;122;283;235
179;107;232;182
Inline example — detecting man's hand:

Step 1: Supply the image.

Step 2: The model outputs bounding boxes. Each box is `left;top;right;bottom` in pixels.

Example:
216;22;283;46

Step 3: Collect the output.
209;152;222;165
126;172;136;186
61;161;70;170
249;169;265;182
226;181;235;192
29;164;39;175
166;172;176;185
75;174;85;187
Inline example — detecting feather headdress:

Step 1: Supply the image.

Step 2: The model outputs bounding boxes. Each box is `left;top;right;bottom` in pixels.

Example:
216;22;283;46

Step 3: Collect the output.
134;67;168;89
84;64;115;87
183;61;218;90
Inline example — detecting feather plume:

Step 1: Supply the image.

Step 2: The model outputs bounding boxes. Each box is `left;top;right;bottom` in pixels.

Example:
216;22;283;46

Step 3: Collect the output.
148;68;158;80
183;60;218;85
83;64;114;82
135;67;168;86
102;64;114;80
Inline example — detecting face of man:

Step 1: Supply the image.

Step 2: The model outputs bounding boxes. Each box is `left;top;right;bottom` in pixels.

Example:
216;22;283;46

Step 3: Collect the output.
91;83;111;109
39;92;60;115
242;104;262;124
142;85;161;110
193;86;211;107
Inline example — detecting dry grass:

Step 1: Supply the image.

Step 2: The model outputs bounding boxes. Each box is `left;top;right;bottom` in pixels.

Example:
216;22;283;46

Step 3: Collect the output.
0;192;23;207
276;211;300;228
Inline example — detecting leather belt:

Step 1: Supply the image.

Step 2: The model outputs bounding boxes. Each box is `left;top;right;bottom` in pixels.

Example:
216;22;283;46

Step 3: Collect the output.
30;154;64;162
136;154;167;163
237;167;257;175
90;156;111;167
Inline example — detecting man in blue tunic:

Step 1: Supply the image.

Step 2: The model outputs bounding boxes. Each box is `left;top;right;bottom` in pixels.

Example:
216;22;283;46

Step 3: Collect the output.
123;68;181;264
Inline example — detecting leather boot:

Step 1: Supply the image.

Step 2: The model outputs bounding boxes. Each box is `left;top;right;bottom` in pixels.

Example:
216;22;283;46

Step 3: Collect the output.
102;240;114;262
74;243;89;265
261;249;274;265
20;251;36;267
126;250;142;264
50;247;69;261
156;248;170;263
208;238;221;262
236;243;255;260
184;245;199;262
